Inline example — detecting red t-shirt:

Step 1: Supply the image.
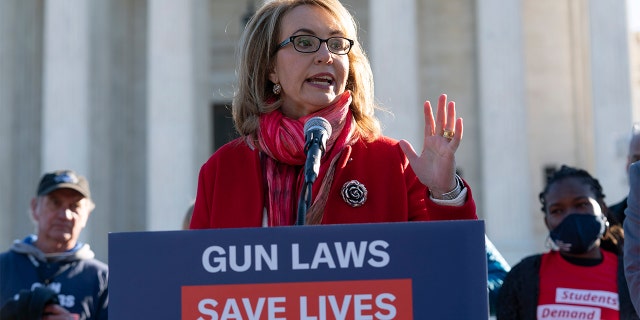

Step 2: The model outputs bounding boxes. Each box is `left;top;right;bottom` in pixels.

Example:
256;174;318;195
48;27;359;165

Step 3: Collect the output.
538;250;619;319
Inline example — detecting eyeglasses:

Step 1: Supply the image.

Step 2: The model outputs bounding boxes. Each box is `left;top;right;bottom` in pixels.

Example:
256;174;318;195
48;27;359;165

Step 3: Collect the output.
276;35;354;55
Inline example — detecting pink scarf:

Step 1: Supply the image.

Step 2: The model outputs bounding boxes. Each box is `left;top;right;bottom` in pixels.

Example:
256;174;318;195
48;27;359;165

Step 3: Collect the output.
257;91;354;226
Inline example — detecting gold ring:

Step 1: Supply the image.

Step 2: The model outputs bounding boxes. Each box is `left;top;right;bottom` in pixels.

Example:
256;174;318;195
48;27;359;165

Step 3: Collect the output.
442;129;455;139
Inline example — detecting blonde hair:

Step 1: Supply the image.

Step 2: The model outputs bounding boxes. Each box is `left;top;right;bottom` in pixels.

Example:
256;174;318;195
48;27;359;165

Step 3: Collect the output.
232;0;381;144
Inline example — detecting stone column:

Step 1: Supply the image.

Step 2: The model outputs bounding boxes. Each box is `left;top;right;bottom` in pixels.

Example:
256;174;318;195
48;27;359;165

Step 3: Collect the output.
42;0;91;173
85;0;149;260
147;0;209;230
9;0;44;243
476;0;533;264
369;0;422;148
0;0;11;248
589;0;633;202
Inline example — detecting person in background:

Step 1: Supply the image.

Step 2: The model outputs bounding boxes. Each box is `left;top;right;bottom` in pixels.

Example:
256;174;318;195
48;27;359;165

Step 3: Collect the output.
486;235;510;316
182;201;194;230
624;161;640;313
496;165;637;319
190;0;476;229
0;170;108;320
609;123;640;225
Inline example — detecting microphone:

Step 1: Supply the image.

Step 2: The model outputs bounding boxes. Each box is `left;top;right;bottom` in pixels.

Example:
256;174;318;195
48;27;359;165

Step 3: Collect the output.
303;117;332;184
297;117;332;225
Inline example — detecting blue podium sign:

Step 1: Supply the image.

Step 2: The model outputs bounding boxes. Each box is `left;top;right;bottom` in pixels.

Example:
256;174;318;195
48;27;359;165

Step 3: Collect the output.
109;220;487;319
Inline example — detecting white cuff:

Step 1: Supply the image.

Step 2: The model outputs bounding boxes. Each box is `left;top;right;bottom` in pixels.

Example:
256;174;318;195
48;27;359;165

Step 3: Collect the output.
429;187;467;207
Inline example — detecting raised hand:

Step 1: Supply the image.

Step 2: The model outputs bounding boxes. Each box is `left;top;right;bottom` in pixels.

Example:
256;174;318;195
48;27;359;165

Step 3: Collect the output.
399;94;463;197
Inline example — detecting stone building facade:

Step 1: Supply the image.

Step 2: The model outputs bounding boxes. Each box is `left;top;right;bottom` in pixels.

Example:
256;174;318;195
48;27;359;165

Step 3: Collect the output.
0;0;637;265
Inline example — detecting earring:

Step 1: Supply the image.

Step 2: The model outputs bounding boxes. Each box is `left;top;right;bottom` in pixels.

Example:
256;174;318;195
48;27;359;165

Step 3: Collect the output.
273;83;282;95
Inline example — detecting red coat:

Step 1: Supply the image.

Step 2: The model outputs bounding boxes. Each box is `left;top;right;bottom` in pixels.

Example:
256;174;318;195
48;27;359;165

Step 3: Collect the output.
190;136;477;229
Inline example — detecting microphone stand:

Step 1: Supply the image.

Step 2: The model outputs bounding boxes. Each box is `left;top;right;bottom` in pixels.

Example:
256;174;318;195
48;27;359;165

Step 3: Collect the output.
296;181;313;225
296;136;323;226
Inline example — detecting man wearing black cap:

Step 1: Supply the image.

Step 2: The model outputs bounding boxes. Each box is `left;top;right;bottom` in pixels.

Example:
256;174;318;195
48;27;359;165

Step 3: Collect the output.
0;170;108;320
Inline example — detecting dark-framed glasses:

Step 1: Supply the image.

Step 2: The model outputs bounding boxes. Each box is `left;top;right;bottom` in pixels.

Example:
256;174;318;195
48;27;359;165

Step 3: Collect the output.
276;35;354;55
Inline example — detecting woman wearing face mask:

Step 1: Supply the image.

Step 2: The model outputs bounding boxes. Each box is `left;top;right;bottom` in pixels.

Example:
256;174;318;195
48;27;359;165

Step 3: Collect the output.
496;165;638;320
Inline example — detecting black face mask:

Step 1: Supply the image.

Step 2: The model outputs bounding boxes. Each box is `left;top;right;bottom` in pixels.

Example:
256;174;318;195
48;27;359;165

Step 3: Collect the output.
549;213;606;254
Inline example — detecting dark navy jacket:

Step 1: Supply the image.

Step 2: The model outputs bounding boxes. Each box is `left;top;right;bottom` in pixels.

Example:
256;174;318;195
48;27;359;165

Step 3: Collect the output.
0;236;108;320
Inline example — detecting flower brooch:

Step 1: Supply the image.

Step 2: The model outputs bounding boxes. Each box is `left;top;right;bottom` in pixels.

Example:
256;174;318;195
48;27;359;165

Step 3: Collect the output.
341;180;367;207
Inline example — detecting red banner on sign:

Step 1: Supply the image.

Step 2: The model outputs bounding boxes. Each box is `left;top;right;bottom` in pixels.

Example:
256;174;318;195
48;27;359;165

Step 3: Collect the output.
182;279;413;319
